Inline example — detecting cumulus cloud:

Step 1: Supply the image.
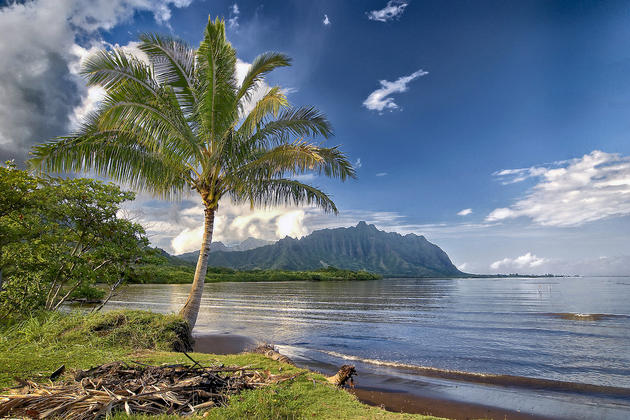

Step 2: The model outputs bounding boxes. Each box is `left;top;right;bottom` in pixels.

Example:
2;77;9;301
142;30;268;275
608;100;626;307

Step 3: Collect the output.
367;0;409;22
0;0;192;162
128;198;313;255
487;151;630;227
353;158;362;169
363;69;428;112
228;3;240;29
490;252;547;273
457;208;472;216
322;14;330;26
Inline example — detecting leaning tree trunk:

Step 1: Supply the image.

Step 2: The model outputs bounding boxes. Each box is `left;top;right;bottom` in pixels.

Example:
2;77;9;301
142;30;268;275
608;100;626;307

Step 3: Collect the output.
179;205;215;329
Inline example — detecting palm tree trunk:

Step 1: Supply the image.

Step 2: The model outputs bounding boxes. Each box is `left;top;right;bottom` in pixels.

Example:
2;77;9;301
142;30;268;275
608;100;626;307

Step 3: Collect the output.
179;205;216;329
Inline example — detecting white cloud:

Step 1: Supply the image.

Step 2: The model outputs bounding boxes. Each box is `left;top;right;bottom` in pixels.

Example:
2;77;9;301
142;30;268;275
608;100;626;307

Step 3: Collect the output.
493;162;567;185
376;172;388;177
457;208;473;216
168;201;311;254
323;14;330;26
228;3;240;29
0;0;192;161
354;158;362;169
490;252;547;272
487;151;630;227
363;69;428;112
292;173;316;182
281;87;298;95
122;195;317;255
367;0;409;22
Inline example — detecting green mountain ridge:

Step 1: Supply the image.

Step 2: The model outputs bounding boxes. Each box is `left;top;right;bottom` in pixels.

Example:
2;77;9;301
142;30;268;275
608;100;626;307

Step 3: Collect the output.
177;222;462;277
176;237;274;262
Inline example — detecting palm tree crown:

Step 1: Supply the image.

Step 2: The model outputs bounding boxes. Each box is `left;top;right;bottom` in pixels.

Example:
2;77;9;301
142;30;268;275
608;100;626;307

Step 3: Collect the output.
29;17;355;328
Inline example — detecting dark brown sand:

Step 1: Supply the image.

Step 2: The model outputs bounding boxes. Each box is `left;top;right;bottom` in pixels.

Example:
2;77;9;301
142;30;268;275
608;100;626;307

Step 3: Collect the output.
350;388;555;420
193;333;259;354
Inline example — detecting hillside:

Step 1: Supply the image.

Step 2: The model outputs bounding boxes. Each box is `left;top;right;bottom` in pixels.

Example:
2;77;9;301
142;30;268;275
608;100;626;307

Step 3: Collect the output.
194;222;462;277
177;237;274;263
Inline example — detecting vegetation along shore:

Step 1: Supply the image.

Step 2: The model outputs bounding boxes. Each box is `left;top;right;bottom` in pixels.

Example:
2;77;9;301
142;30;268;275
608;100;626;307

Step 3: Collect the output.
0;310;443;420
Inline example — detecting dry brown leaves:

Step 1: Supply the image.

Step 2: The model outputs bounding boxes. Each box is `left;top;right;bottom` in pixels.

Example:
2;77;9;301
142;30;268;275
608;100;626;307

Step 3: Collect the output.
0;359;301;419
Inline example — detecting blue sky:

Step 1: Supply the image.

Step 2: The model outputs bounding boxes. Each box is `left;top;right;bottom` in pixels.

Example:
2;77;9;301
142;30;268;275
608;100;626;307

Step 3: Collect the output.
2;0;630;274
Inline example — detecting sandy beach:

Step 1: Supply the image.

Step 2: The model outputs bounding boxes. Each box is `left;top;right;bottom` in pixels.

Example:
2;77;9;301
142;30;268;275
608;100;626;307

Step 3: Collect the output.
192;333;555;420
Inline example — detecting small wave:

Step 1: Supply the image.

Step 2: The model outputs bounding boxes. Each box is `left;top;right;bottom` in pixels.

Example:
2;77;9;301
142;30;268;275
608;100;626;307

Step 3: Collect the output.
317;350;630;397
545;312;629;321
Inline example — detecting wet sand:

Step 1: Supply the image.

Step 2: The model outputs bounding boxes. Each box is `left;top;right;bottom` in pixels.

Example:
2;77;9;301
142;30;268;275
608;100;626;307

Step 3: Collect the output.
351;387;555;420
193;333;259;354
193;334;556;420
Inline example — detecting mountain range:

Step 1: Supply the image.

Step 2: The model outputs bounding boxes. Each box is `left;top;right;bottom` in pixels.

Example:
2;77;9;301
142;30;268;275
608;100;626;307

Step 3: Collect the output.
176;237;274;263
173;222;462;277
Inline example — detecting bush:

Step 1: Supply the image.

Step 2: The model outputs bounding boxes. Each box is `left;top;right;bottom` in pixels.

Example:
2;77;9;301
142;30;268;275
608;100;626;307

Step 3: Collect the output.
0;163;149;319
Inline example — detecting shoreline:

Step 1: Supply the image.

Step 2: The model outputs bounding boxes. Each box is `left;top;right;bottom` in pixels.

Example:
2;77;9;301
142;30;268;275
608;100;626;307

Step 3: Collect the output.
192;333;557;420
350;387;554;420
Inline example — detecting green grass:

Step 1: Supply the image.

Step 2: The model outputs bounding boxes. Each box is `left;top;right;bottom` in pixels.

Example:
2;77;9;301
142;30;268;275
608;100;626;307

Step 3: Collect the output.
0;310;441;420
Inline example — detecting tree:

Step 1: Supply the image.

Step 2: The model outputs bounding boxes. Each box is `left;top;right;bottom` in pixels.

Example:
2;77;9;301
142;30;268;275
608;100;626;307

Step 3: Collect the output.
29;17;355;328
0;163;148;319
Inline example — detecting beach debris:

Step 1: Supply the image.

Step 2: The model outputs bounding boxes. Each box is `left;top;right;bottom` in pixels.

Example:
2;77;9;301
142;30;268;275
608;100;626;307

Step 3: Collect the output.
0;359;298;419
252;344;295;365
49;365;65;382
326;365;357;387
252;345;357;388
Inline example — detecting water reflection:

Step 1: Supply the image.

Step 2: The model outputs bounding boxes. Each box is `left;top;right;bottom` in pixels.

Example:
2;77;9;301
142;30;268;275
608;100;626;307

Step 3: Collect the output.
106;277;630;390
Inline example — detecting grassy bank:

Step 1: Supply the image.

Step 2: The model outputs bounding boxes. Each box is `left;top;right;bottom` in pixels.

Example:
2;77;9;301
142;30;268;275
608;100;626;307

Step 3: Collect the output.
0;310;439;419
133;264;381;284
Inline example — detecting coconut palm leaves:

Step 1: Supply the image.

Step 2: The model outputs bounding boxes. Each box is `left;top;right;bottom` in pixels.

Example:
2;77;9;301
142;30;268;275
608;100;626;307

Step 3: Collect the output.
29;16;355;328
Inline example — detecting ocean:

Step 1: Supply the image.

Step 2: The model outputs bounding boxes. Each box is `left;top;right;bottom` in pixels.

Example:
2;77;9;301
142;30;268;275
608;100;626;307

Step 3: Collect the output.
105;276;630;419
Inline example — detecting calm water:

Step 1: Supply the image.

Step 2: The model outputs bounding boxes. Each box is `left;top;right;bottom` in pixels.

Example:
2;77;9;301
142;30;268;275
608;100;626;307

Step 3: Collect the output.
106;277;630;419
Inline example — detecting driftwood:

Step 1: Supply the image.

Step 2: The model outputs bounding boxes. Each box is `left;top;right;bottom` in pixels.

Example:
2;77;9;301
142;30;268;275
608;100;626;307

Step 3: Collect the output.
252;344;295;365
252;345;356;387
326;365;357;387
0;358;299;419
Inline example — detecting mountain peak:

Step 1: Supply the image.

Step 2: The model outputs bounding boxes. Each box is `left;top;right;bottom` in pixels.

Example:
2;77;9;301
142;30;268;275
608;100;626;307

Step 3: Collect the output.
356;221;377;230
198;223;461;277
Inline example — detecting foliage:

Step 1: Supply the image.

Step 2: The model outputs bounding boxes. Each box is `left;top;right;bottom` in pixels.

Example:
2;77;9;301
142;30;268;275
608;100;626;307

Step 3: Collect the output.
0;164;148;319
0;311;436;420
29;16;355;326
132;262;381;284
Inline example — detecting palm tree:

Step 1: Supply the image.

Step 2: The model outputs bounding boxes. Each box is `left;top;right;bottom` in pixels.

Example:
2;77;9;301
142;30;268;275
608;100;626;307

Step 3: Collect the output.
29;17;355;329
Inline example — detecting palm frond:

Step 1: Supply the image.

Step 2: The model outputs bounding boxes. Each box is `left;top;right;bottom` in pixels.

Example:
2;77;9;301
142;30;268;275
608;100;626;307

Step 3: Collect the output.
195;16;238;148
29;127;191;199
232;141;356;181
139;33;197;111
237;86;288;137
248;106;333;149
236;52;291;105
81;49;158;95
97;85;201;162
230;178;338;214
